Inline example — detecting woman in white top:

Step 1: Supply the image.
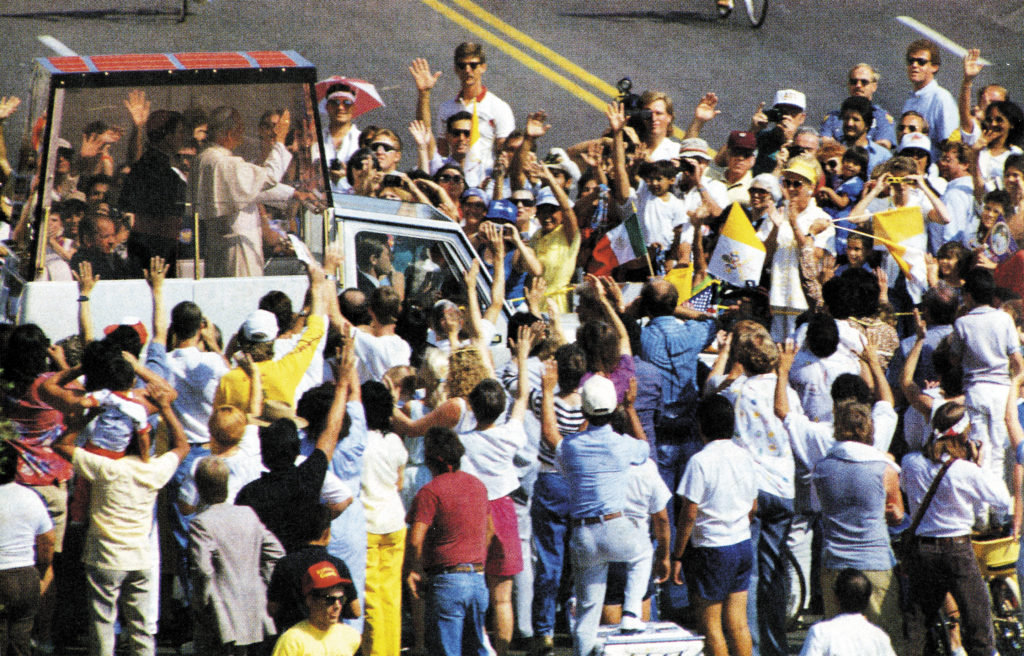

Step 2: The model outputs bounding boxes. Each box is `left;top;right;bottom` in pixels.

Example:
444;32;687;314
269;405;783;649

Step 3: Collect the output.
359;381;408;656
969;100;1024;200
899;403;1012;656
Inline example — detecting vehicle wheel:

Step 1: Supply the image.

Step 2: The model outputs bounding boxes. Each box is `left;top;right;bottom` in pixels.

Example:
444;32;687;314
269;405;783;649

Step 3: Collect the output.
742;0;768;27
783;548;806;631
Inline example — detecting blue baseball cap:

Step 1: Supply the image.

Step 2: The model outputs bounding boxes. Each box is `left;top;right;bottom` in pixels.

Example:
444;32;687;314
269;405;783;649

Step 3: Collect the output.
460;187;489;204
484;199;517;224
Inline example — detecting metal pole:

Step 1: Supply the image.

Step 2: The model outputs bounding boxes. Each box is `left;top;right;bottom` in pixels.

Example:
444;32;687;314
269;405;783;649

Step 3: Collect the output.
193;211;200;280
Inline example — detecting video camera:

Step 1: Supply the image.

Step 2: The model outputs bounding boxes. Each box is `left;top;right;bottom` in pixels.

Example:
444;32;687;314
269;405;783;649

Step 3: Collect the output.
617;78;652;138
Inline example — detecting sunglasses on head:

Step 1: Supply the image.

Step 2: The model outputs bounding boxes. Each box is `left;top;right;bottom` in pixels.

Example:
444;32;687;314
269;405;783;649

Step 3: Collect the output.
457;61;482;70
371;142;398;153
437;173;464;184
449;128;472;138
906;56;931;66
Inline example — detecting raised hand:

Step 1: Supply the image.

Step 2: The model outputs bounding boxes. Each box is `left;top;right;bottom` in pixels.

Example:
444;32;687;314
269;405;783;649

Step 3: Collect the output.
409;58;441;92
751;101;768;130
144;256;168;289
0;96;22;121
778;338;797;374
273;109;291;144
693;92;720;123
74;261;99;296
124;90;151;127
605;102;626;134
963;48;984;81
525;111;551;139
408;119;432;148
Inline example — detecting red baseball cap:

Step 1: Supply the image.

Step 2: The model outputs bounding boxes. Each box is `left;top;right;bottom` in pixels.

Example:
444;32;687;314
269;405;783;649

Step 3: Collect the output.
302;561;351;596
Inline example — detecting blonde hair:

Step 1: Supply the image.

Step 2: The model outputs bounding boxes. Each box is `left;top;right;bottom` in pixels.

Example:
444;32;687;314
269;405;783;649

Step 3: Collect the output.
208;405;246;446
419;348;450;409
733;324;779;374
447;346;490;399
834;400;874;444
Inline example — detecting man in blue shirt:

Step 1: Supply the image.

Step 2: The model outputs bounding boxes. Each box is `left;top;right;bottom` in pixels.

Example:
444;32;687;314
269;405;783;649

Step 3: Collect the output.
820;64;897;150
902;39;959;160
549;375;650;656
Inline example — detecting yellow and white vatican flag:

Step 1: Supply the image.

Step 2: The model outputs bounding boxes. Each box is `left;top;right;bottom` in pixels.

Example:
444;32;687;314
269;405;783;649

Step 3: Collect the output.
708;202;766;287
873;206;928;302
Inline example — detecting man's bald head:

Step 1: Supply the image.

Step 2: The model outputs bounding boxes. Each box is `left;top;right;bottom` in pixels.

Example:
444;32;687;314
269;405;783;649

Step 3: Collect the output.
641;279;678;317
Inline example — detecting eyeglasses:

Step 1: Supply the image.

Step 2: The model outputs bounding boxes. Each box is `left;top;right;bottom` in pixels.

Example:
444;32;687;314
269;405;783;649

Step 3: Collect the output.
782;179;806;189
318;593;345;606
370;142;399;153
511;198;535;207
848;78;873;86
898;124;921;133
437;174;464;184
449;129;472;138
456;61;482;70
906;56;931;66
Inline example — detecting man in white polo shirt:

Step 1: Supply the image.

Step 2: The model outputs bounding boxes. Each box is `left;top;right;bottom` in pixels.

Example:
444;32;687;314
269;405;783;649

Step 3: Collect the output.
436;42;515;180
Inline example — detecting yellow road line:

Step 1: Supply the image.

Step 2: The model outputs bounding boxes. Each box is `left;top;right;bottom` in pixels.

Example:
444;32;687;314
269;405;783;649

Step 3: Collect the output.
421;0;687;140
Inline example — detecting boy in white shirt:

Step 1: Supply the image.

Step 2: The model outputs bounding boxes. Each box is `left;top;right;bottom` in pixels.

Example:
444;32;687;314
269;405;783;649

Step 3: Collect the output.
672;394;758;656
949;268;1024;497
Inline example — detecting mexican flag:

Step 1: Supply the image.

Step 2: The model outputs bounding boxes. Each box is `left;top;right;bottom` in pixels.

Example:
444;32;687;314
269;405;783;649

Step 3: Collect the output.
590;212;646;276
707;202;766;287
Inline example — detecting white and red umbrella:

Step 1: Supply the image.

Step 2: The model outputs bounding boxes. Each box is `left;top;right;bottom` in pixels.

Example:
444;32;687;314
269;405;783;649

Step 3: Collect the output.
315;76;384;120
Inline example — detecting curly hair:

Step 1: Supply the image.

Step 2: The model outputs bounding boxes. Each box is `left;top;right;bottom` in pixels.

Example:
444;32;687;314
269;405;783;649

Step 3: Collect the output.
446;347;490;399
834;400;874;444
732;324;779;374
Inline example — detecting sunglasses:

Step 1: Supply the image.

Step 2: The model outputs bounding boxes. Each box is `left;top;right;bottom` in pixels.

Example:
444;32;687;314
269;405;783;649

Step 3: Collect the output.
906;56;931;66
787;145;808;156
370;142;398;153
782;179;806;189
848;78;873;86
511;198;535;207
462;201;486;211
898;124;921;133
318;593;345;606
730;148;756;158
437;173;464;184
449;128;472;138
328;98;355;108
457;61;482;70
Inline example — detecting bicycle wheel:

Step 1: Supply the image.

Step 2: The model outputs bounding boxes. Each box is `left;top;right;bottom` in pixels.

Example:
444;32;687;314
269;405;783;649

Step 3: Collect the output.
742;0;768;27
783;547;806;631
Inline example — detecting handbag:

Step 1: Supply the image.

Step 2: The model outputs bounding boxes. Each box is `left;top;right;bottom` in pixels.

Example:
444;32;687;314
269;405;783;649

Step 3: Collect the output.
896;458;954;563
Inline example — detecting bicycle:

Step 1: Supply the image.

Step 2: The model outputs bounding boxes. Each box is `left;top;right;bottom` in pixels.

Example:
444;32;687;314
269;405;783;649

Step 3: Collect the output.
716;0;769;28
782;545;807;630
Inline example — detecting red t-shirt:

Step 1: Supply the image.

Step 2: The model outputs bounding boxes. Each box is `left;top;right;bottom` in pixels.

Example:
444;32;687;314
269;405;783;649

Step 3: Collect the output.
407;470;489;570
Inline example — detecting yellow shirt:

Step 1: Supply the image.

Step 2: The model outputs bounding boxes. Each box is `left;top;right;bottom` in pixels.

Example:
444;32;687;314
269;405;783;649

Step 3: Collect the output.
270;620;361;656
530;224;581;314
215;314;325;410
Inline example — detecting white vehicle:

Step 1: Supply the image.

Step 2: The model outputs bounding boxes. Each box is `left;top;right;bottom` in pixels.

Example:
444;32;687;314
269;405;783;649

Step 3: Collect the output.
1;50;511;342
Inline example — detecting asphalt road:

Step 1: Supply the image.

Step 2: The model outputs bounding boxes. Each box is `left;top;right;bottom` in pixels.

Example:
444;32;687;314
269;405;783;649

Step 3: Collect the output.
1;0;1021;167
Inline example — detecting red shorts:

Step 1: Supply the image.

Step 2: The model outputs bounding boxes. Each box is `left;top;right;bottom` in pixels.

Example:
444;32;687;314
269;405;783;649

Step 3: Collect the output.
485;495;523;577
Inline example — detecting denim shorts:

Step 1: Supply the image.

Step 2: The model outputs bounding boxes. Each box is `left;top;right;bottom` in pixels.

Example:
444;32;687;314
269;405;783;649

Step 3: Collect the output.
683;539;753;602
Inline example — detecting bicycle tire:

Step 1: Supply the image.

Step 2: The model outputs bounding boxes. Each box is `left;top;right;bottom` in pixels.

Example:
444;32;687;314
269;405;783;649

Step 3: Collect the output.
742;0;768;27
783;547;806;631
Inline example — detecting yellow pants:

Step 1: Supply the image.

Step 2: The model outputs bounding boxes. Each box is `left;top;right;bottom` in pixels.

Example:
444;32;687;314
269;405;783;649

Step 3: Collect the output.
363;528;406;656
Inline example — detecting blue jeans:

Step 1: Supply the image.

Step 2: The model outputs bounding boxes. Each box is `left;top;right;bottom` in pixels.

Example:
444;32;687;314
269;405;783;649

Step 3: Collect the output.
166;444;209;603
425;571;490;656
570;515;648;656
747;490;794;656
655;440;702;616
530;472;572;638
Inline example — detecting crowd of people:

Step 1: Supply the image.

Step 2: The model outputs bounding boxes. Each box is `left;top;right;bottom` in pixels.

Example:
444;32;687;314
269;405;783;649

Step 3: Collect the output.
1;34;1024;656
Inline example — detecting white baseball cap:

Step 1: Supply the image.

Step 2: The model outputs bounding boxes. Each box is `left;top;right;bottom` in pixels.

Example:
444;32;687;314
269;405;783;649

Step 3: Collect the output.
241;309;278;343
581;375;617;416
773;89;807;111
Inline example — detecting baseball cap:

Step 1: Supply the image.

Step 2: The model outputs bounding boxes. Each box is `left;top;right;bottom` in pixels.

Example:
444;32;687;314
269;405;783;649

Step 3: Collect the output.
898;132;932;157
484;199;517;224
782;158;819;186
241;309;279;343
543;147;581;183
727;130;757;151
679;138;712;161
749;173;782;202
581;375;617;416
248;399;309;430
302;561;351;596
103;317;148;345
773;89;807;112
535;187;559;207
460;187;489;204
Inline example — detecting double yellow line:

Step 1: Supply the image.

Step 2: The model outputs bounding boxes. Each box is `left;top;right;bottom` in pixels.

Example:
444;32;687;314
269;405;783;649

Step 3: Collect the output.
419;0;687;139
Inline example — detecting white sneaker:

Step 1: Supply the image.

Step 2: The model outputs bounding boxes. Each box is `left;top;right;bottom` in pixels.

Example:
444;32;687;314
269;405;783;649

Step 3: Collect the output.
619;614;645;633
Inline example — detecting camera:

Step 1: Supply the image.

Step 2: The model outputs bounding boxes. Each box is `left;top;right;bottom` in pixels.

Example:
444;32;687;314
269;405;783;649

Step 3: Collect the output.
382;174;403;187
617;78;652;137
329;158;343;172
764;106;785;123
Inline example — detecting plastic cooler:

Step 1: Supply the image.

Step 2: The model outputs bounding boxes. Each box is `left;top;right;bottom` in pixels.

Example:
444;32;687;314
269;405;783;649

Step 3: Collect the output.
973;535;1020;577
595;621;705;656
